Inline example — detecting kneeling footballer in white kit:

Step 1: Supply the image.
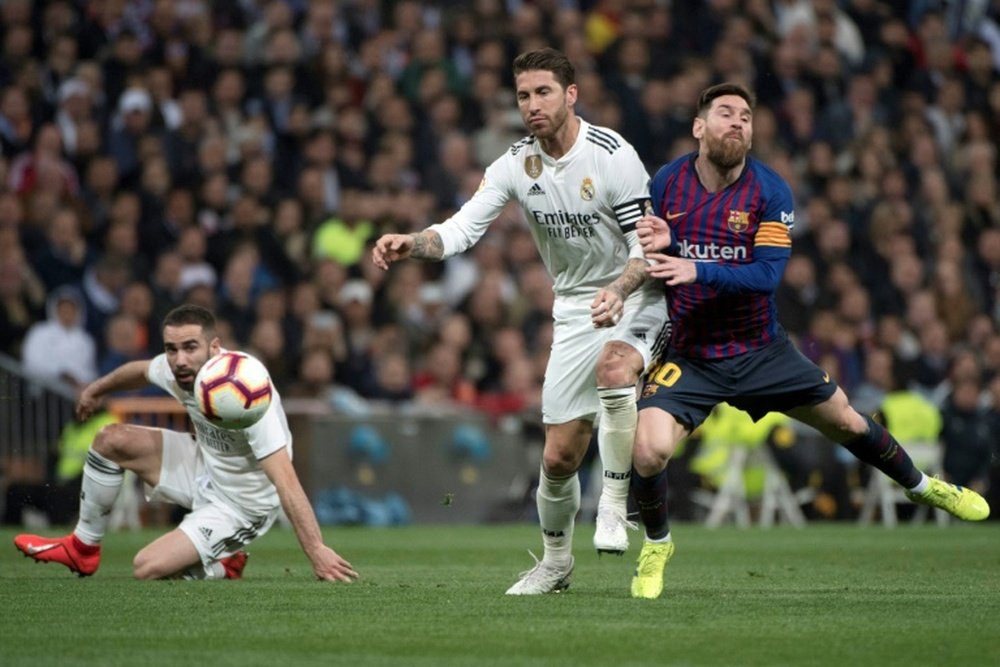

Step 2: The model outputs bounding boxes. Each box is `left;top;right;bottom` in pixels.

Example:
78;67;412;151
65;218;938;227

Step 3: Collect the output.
15;304;357;583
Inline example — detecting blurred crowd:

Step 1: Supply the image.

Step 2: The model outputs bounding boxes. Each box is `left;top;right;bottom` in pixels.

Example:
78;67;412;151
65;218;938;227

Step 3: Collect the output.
0;0;998;503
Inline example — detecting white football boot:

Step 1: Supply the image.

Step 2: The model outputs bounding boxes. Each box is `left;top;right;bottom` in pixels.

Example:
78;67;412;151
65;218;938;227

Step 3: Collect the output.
505;553;574;595
593;505;637;555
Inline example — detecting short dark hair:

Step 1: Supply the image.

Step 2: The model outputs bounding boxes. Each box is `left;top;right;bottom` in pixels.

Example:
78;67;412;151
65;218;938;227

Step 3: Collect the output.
163;304;216;336
512;48;575;90
697;83;756;117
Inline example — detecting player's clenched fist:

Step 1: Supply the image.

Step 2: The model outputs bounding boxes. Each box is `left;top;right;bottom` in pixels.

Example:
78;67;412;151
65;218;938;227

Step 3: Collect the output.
372;234;414;270
590;286;625;329
637;215;672;255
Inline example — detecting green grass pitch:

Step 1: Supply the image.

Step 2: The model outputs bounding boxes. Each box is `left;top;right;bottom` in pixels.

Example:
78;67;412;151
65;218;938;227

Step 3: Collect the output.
2;523;999;666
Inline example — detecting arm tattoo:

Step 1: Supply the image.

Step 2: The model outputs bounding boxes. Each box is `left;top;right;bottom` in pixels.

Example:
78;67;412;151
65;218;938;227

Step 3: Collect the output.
608;258;648;300
409;230;445;261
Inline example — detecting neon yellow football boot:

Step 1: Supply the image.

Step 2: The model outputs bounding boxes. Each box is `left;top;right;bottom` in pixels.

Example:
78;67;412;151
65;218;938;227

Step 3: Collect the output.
630;540;675;599
905;477;990;521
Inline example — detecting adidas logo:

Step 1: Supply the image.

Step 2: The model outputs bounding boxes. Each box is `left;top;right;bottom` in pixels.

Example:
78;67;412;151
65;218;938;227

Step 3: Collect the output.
199;527;213;541
542;529;565;537
527;183;546;196
631;329;647;342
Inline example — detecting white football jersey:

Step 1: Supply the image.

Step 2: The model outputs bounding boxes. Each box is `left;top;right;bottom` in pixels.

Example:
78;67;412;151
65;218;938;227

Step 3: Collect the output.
147;353;291;516
430;119;653;300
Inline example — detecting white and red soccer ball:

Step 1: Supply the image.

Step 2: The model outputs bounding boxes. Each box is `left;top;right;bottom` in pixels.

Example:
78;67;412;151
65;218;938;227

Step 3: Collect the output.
194;351;273;429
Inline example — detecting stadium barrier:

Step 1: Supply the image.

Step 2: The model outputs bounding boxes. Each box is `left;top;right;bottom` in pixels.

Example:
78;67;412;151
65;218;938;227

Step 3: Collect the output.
306;412;533;524
0;354;77;486
101;396;537;525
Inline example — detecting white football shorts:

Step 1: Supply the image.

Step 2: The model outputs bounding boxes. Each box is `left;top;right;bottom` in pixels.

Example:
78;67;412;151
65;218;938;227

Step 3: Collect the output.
542;288;669;424
146;429;278;566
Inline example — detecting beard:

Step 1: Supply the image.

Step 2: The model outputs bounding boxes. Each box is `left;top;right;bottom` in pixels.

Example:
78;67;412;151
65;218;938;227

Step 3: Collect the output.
705;132;749;170
530;105;568;140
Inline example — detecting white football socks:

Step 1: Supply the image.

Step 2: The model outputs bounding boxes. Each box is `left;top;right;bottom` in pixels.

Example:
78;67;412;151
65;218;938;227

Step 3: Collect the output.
181;561;226;580
74;450;124;546
597;385;637;511
536;468;580;566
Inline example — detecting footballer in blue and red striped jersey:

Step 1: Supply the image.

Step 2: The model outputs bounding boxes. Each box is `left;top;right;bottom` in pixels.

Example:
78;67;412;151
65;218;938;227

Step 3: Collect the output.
625;83;987;600
649;152;794;359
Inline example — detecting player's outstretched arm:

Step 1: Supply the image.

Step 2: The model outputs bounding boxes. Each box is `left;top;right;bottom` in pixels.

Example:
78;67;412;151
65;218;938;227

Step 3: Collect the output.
371;229;445;270
76;359;152;420
636;215;672;255
259;448;358;583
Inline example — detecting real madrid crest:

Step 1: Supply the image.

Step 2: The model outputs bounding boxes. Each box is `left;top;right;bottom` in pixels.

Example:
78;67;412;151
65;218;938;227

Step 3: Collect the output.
524;155;543;179
727;209;750;233
580;177;595;201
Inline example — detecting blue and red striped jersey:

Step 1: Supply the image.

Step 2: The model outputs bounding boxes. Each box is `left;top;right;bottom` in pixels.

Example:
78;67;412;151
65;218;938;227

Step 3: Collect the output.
650;152;794;359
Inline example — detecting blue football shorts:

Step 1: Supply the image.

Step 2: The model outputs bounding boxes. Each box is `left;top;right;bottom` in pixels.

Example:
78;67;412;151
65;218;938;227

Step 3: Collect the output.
637;334;838;430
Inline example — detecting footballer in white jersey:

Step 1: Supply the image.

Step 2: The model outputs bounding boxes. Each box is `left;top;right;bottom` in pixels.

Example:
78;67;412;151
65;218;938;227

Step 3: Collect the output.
430;118;658;302
373;48;668;593
146;351;290;518
14;305;357;584
429;120;668;423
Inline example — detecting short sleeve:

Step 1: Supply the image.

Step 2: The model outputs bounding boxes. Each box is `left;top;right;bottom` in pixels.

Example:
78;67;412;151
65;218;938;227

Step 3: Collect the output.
243;402;289;461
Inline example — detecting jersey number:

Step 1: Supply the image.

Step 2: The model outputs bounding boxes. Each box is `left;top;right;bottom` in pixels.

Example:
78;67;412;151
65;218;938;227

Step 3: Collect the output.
651;362;682;388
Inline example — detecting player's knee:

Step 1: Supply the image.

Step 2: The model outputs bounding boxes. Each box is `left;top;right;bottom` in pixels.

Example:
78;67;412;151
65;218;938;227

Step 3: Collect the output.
632;435;669;476
92;423;132;462
596;343;641;387
819;406;867;441
542;448;581;476
595;361;634;388
132;551;162;580
836;408;868;439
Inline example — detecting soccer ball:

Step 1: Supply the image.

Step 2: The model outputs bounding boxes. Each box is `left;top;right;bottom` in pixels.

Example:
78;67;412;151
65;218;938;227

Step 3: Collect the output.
194;351;273;429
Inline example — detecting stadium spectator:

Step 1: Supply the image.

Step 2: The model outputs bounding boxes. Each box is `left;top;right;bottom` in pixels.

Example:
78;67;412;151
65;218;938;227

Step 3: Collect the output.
413;341;477;408
80;254;131;342
0;86;34;156
107;87;158;185
940;375;994;490
367;349;415;403
116;281;157;356
22;286;97;388
247;317;290;391
54;78;94;159
0;241;44;358
31;206;92;292
312;189;373;267
98;312;143;378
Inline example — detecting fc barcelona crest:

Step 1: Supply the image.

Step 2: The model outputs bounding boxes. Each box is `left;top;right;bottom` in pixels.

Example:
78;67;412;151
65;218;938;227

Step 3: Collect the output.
727;209;750;233
580;177;595;201
525;155;543;179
